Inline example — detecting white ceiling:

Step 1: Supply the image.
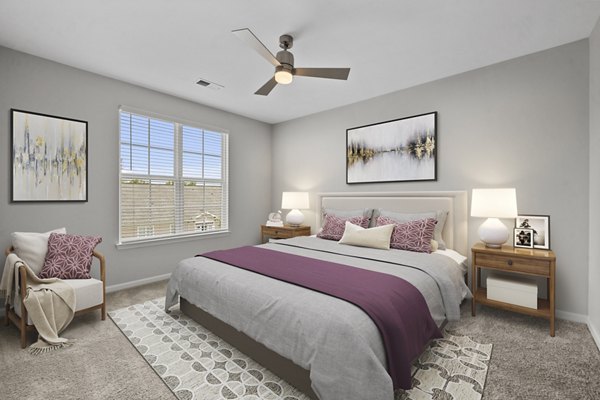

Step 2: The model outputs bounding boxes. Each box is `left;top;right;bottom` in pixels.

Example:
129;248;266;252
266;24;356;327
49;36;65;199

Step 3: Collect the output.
1;1;600;124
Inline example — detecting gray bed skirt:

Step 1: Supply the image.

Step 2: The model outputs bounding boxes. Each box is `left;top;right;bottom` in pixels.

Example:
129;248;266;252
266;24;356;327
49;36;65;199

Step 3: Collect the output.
180;297;319;399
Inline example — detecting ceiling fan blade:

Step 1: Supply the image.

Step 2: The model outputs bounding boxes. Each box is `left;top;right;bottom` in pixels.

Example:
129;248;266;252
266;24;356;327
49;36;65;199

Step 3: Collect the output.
293;68;350;80
232;28;280;67
254;77;278;96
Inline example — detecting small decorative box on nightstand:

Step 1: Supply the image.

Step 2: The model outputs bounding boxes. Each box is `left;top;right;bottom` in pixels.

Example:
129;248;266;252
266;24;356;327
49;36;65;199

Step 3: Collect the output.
261;225;311;243
471;242;556;336
486;272;538;309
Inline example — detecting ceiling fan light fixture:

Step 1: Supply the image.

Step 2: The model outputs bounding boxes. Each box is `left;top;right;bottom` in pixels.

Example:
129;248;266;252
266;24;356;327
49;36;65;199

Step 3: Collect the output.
232;29;350;96
275;67;293;85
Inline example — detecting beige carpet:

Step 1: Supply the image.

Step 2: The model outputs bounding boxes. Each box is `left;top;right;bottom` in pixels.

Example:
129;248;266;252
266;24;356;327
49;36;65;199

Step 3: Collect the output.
1;279;599;399
448;307;600;399
0;281;175;400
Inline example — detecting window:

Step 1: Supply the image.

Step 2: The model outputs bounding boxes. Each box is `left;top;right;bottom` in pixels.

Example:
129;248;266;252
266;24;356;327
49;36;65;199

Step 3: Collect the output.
119;108;228;244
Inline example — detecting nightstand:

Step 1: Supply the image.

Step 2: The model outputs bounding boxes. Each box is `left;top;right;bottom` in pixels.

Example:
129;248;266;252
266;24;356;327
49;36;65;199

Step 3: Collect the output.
261;225;311;243
471;242;556;336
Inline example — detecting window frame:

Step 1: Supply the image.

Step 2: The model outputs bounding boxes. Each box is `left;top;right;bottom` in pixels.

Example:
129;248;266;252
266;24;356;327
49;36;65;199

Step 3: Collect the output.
117;106;229;248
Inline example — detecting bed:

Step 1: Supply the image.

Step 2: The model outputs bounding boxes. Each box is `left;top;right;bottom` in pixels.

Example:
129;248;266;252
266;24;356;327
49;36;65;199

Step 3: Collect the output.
165;191;470;400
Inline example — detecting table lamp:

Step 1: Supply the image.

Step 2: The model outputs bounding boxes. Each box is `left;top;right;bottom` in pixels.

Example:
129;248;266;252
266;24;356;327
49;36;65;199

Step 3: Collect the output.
471;188;518;248
281;192;309;226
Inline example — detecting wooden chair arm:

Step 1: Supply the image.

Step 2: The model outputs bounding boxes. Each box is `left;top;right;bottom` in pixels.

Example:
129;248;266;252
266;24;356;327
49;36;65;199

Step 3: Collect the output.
92;250;106;315
92;250;106;284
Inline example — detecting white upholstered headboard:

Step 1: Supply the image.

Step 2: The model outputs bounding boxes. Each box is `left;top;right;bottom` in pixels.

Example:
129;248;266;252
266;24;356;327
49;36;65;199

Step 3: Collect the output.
316;191;468;256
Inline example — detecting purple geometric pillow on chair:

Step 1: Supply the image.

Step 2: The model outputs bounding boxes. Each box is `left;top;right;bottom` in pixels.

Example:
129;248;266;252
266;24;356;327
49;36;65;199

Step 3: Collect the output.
39;233;102;279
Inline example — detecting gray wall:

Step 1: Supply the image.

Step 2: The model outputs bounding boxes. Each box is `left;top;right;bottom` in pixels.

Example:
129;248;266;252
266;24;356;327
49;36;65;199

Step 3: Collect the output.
0;46;272;290
0;39;593;320
589;20;600;337
272;40;590;317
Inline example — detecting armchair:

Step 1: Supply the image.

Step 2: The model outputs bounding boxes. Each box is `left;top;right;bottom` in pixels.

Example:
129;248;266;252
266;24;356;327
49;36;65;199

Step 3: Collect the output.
4;246;106;348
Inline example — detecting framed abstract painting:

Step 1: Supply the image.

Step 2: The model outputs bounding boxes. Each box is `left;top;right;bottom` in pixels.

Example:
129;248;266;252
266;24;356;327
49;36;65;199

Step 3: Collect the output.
11;109;88;202
346;111;437;184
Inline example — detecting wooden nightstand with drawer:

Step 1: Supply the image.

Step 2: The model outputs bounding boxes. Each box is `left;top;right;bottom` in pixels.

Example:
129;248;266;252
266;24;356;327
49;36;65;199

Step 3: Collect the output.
471;242;556;336
261;225;311;243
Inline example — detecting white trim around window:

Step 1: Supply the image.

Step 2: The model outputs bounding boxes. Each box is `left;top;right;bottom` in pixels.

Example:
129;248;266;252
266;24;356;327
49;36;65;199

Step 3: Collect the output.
117;106;229;247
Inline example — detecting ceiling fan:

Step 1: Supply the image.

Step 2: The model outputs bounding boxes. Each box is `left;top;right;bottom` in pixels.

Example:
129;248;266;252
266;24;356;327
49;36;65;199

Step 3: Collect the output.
232;28;351;96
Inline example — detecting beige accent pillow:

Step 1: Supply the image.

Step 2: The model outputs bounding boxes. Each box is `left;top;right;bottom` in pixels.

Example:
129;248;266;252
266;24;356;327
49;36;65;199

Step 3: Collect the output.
338;221;394;250
431;239;439;252
11;227;67;275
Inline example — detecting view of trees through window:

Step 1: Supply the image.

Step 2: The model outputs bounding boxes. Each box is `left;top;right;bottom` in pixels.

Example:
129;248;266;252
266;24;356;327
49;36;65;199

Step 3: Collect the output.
119;110;228;242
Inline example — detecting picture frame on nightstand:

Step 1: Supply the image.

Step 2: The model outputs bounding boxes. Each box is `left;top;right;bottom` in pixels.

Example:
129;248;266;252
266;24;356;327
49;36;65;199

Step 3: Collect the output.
514;228;534;248
516;215;550;249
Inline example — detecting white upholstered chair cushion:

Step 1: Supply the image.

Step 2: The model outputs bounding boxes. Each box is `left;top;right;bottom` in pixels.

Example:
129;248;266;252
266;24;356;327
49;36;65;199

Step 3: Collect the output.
13;278;103;324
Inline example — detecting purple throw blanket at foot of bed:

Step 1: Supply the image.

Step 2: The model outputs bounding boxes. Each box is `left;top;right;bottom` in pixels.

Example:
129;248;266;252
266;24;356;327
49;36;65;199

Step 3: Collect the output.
200;246;442;390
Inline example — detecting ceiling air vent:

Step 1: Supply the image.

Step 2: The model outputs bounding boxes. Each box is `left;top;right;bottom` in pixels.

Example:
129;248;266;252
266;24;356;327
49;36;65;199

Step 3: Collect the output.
196;78;224;90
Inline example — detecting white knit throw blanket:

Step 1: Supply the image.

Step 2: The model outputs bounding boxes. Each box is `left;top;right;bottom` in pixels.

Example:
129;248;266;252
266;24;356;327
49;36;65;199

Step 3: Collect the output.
0;253;20;305
1;254;75;354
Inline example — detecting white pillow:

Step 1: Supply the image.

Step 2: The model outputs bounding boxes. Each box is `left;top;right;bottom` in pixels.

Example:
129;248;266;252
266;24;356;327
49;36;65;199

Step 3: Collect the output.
11;227;67;275
338;221;394;250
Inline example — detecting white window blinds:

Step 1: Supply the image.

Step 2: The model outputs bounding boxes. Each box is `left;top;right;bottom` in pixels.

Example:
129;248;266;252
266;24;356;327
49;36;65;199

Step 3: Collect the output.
119;109;228;243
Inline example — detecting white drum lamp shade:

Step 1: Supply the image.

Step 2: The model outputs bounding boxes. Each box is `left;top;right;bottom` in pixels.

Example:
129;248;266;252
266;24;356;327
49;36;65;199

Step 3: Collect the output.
281;192;309;226
471;188;518;248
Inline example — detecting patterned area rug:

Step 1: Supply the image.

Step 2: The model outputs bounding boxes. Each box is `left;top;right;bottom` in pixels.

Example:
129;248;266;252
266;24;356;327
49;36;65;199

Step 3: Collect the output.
396;333;492;400
110;298;492;400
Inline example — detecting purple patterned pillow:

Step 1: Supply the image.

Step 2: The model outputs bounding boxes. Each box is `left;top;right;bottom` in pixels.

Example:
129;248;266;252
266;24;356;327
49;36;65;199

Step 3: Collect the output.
39;233;102;279
376;216;437;253
317;214;369;241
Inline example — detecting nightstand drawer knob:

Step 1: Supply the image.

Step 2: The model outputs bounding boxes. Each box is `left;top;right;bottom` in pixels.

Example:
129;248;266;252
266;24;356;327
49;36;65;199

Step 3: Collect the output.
507;259;513;266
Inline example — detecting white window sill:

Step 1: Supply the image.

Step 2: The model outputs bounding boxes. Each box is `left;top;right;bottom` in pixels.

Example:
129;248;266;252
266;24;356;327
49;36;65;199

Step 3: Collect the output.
116;230;231;250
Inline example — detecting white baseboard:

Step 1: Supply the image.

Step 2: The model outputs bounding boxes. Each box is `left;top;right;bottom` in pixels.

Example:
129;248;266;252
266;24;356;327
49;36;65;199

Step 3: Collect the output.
588;318;600;351
556;309;588;324
106;273;171;294
550;310;600;351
